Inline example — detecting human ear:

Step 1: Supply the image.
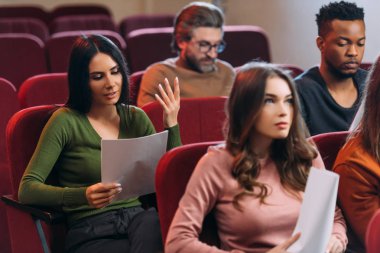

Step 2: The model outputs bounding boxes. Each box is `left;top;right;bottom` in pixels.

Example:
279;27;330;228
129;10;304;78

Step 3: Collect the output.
316;36;325;52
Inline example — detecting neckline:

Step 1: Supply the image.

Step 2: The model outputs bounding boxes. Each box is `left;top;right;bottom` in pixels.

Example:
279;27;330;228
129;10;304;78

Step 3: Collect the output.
83;104;123;140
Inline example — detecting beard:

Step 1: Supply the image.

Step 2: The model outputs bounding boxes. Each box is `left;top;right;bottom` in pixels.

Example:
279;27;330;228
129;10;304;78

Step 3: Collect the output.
184;53;216;73
326;59;357;79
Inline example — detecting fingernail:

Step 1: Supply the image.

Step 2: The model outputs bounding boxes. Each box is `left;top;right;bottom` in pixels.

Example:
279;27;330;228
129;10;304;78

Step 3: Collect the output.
115;183;121;187
158;84;162;89
175;76;178;81
165;77;168;82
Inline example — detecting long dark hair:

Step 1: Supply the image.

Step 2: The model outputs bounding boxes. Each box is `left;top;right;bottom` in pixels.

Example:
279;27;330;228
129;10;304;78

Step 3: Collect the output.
225;62;318;210
66;34;129;113
356;56;380;161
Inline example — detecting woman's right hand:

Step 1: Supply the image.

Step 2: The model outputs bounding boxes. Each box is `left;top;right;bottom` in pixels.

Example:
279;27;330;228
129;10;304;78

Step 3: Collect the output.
267;233;301;253
85;183;122;208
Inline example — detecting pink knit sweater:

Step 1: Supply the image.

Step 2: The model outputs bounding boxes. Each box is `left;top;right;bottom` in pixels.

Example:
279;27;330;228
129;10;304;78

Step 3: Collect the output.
166;146;347;253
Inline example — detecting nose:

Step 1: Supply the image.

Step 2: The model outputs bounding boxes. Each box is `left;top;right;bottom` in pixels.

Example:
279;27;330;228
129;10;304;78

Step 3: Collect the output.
347;44;358;57
206;46;218;59
104;74;116;89
278;102;290;117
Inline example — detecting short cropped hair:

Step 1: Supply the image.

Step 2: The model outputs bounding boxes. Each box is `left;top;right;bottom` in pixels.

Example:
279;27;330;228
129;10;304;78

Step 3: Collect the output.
66;34;129;113
172;1;224;52
316;1;364;37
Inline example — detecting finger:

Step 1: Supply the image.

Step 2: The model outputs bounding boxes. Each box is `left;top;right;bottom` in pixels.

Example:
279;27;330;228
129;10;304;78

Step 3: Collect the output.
280;232;301;249
155;93;169;112
92;183;121;193
164;78;175;102
158;83;171;106
173;76;180;101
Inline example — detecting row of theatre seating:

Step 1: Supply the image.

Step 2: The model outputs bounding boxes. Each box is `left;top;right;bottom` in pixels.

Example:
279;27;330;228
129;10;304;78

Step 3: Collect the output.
0;13;174;40
0;3;170;37
1;100;379;253
0;25;272;90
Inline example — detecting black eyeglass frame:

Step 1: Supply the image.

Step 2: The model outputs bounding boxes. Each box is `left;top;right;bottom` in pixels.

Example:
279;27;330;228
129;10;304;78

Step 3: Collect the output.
192;40;227;54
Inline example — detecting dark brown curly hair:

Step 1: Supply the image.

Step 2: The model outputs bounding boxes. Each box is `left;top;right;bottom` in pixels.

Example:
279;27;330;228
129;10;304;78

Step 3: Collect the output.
225;62;318;210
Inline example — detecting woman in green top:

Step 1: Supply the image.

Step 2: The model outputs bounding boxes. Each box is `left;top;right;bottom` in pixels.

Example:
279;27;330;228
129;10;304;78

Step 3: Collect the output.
18;34;181;253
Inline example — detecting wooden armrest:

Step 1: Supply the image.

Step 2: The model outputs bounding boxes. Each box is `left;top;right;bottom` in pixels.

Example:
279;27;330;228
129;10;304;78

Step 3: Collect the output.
1;194;65;224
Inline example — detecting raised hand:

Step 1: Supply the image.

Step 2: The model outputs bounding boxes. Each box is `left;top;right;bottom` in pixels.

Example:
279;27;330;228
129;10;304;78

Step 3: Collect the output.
85;182;122;208
267;233;301;253
155;77;180;128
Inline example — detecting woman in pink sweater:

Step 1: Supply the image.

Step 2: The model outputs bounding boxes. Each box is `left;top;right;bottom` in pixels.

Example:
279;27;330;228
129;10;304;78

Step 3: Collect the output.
165;62;347;253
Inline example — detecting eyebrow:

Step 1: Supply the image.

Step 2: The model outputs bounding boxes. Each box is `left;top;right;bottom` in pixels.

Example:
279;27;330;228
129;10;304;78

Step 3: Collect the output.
265;93;293;98
338;36;366;41
89;65;119;75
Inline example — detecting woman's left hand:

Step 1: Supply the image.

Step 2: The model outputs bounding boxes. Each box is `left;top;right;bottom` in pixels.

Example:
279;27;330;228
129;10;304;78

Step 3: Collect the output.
326;235;344;253
155;77;180;128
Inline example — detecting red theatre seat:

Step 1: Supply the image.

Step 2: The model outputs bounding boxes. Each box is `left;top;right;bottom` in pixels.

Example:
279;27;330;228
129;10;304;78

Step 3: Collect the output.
309;131;349;171
0;78;19;253
46;30;126;72
49;4;111;20
129;70;144;106
2;105;66;253
0;17;49;42
0;33;47;90
18;73;68;108
0;5;49;25
119;14;174;39
156;141;222;246
49;14;116;34
142;96;227;144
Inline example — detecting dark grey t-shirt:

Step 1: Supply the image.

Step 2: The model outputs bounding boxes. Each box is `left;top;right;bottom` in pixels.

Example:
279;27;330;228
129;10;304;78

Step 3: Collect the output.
295;66;367;136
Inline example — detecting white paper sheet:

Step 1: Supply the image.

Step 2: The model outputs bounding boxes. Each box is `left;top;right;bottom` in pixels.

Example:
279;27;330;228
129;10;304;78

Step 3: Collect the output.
288;167;339;253
101;131;168;201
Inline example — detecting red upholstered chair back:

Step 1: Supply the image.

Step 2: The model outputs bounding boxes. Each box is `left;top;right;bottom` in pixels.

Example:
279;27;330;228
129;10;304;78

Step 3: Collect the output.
309;131;349;171
0;17;49;42
126;27;175;73
142;97;227;144
0;78;19;253
46;30;126;72
0;5;49;25
156;141;222;245
220;25;271;66
360;62;372;71
119;14;174;39
366;209;380;253
49;14;116;34
277;63;304;78
0;33;47;89
6;105;59;195
18;73;68;108
50;4;111;20
4;105;65;253
129;70;144;106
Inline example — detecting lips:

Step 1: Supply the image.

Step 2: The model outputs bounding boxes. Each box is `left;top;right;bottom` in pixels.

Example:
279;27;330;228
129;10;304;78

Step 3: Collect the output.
104;91;118;99
343;61;359;69
275;122;288;129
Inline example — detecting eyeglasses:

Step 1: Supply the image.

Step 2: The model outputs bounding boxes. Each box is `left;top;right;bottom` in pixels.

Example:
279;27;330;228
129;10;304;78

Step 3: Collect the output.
192;40;226;54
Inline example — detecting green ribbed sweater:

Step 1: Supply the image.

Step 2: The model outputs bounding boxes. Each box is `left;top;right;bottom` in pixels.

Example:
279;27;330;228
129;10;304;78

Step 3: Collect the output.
18;104;181;225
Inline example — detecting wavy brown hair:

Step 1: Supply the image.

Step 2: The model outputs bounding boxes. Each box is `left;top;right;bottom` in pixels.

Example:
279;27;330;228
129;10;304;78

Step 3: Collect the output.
355;56;380;162
225;62;318;210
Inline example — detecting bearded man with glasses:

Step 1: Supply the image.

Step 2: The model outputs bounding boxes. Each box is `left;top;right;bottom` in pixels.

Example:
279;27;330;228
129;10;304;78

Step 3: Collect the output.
137;1;235;107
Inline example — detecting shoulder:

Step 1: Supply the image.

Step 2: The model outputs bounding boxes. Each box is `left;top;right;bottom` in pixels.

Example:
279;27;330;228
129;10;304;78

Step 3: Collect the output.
216;59;235;74
295;67;320;87
47;107;80;125
196;144;234;176
334;136;380;176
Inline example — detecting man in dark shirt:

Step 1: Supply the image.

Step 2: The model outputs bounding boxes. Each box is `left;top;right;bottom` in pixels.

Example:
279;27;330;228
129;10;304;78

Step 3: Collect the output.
295;1;367;136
